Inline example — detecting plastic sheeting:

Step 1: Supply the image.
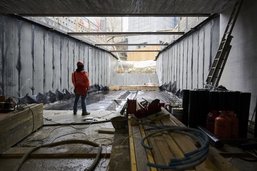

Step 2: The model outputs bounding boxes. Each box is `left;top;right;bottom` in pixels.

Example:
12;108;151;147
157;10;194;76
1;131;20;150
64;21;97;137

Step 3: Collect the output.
156;16;220;89
0;15;115;97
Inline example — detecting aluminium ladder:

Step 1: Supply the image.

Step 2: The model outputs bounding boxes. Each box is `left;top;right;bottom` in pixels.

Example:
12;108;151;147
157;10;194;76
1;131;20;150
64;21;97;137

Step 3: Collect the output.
206;0;243;88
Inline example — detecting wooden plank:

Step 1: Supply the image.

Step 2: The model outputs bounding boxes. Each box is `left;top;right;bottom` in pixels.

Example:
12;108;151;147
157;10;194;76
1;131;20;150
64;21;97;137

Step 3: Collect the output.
162;117;239;171
128;118;138;171
207;147;239;171
128;107;238;171
2;146;110;159
109;85;158;91
97;128;115;134
139;125;157;171
172;132;212;171
108;132;130;171
0;104;43;153
132;126;150;171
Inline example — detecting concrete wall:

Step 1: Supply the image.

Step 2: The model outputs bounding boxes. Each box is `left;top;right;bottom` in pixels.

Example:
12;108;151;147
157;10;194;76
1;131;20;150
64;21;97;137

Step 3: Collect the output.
156;16;220;89
219;0;257;116
0;15;116;97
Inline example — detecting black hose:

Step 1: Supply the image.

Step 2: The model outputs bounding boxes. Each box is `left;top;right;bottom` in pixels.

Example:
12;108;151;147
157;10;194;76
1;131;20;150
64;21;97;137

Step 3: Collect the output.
141;126;209;170
15;140;102;171
85;145;102;171
43;119;111;127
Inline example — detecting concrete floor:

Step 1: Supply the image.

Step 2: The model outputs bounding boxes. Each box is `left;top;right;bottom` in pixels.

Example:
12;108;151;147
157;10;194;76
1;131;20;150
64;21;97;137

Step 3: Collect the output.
0;91;131;171
0;90;256;171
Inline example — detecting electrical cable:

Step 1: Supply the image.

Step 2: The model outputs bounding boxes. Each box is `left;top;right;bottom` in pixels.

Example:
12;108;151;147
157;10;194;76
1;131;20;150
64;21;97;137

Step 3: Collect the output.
44;117;92;130
43;119;111;127
141;126;209;170
51;132;88;143
15;140;102;171
92;137;113;146
22;117;93;147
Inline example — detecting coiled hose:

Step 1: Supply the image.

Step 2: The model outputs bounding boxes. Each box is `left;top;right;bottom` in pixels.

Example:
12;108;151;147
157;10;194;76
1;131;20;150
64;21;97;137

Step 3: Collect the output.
141;126;209;170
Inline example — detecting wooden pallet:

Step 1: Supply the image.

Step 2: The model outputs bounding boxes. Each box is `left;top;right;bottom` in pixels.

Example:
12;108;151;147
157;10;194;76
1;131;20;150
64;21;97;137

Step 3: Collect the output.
128;108;239;171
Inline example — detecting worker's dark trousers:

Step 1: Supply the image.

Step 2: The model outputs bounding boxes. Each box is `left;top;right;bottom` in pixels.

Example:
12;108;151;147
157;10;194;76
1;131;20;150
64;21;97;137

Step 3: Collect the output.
73;94;87;114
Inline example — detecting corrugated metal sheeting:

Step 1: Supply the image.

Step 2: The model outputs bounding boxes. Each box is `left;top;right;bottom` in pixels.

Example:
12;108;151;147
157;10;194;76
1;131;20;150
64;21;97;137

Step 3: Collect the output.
0;15;115;97
156;16;220;90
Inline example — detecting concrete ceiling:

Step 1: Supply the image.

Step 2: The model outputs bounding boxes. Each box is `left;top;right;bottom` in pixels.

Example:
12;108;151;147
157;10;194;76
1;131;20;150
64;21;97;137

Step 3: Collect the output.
0;0;237;16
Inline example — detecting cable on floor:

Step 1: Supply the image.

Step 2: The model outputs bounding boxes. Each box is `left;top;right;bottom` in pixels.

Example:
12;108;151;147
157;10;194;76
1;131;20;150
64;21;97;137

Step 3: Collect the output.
15;140;102;171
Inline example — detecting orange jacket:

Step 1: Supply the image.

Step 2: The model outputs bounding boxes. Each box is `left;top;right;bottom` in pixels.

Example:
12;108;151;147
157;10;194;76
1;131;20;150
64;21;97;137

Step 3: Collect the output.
72;71;90;96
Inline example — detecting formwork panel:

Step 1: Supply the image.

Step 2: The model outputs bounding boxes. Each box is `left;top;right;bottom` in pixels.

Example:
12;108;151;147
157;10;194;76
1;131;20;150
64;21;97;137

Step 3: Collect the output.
20;21;33;96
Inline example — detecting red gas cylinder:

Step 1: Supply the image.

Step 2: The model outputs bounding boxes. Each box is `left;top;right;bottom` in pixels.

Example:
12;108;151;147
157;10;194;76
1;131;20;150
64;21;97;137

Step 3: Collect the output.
214;112;232;139
227;111;239;139
206;110;220;133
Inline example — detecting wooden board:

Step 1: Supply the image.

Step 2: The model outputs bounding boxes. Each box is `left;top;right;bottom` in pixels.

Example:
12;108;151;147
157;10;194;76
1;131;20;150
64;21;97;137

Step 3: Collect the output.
0;104;43;153
108;131;131;171
1;146;110;159
97;128;115;134
128;108;239;171
109;85;158;91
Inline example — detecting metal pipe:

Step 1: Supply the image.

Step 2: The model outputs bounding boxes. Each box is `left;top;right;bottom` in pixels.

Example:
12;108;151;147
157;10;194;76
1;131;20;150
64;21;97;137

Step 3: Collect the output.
198;126;223;148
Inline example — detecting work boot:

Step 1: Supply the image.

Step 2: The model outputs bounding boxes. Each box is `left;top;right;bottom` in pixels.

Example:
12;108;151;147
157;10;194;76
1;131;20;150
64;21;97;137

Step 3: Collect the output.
82;112;90;116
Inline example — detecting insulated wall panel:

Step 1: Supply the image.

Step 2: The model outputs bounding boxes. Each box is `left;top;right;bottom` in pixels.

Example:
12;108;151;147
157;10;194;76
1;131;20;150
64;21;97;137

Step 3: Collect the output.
52;35;61;91
20;21;33;96
33;26;44;94
3;17;19;97
156;16;220;91
43;32;53;93
0;16;3;95
199;30;204;88
0;15;116;97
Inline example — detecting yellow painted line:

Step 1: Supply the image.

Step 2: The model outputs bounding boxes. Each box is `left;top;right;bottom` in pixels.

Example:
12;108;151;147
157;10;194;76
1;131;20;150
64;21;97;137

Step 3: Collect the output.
128;118;137;171
139;124;157;171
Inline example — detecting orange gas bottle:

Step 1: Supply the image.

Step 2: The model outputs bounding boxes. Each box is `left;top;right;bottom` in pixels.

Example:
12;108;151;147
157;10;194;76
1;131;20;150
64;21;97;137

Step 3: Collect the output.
228;111;239;139
206;110;220;133
214;112;232;139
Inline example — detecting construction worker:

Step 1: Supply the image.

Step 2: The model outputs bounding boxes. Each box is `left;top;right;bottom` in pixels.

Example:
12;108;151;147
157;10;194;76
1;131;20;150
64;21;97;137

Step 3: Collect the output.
72;61;90;116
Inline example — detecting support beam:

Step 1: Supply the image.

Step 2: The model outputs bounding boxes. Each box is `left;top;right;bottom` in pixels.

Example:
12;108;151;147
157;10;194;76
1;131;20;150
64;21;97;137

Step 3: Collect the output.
95;43;168;46
110;50;160;52
68;31;184;36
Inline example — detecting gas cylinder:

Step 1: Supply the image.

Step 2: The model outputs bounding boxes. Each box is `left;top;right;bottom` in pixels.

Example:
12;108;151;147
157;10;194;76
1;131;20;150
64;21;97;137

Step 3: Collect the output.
214;112;232;139
206;110;219;133
228;111;239;139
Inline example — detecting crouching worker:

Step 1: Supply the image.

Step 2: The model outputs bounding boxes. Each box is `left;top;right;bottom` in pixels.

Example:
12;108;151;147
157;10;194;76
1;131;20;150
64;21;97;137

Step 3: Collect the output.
72;61;90;116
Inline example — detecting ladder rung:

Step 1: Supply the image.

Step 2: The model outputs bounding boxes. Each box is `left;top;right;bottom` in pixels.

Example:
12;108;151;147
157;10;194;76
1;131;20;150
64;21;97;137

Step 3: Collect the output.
206;1;240;87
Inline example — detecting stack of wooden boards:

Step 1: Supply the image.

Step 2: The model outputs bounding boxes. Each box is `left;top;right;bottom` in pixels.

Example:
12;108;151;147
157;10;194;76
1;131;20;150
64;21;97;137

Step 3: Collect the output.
0;104;43;153
128;108;238;171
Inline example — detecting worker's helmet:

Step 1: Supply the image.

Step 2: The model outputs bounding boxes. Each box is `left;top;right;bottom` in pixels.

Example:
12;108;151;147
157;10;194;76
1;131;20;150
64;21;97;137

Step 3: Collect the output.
77;61;84;67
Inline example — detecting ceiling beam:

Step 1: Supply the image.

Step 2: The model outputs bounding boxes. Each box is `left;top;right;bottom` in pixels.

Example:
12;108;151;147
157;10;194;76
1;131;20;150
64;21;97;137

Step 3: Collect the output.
110;50;160;52
0;0;237;16
68;31;184;36
95;43;168;46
